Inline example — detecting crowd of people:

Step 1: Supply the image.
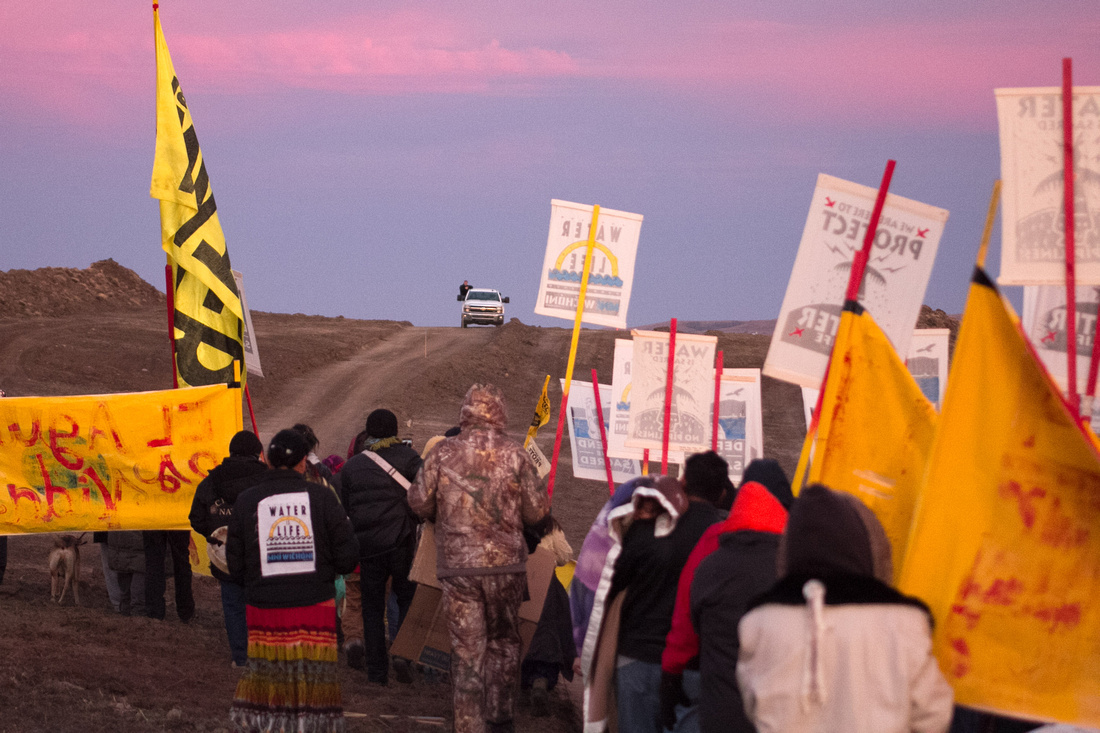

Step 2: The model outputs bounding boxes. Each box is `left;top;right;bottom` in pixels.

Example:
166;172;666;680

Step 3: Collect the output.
48;380;1059;733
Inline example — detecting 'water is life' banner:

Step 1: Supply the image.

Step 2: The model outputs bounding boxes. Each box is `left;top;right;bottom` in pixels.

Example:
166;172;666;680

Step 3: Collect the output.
0;385;242;534
764;173;949;389
996;87;1100;285
534;200;642;329
561;379;642;483
607;339;684;463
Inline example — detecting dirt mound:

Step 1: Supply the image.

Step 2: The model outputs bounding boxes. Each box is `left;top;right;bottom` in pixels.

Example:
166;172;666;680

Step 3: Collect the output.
0;259;165;319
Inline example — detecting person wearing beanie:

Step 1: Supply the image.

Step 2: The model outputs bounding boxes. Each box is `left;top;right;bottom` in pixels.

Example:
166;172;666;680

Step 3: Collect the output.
337;408;423;684
736;484;953;733
226;428;359;733
409;384;551;733
188;430;269;667
660;462;792;733
598;453;724;733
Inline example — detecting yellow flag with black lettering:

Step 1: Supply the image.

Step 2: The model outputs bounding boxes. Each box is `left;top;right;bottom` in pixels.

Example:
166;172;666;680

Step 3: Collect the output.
151;8;244;388
899;269;1100;725
798;300;938;578
526;375;552;447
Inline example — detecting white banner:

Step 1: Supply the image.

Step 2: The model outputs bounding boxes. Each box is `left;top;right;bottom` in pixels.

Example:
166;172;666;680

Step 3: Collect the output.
906;329;950;410
232;269;263;378
525;439;551;479
712;370;763;483
625;330;717;454
1022;284;1100;393
257;492;316;577
801;386;818;429
534;199;642;329
607;339;684;463
764;173;949;389
995;87;1100;285
561;379;642;483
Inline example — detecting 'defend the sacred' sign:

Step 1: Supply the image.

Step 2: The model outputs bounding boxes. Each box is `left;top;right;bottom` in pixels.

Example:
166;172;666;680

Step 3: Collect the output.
0;385;242;534
996;86;1100;286
561;378;641;484
764;173;949;389
534;199;643;329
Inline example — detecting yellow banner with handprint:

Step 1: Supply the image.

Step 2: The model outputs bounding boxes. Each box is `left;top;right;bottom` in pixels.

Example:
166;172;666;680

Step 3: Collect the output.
0;385;241;534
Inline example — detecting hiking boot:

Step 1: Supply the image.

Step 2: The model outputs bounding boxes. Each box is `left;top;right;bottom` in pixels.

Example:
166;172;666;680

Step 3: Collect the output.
345;641;366;671
530;678;550;718
393;657;414;684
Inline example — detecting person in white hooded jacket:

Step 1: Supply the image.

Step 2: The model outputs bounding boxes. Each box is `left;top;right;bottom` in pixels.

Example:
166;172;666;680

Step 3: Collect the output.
736;483;954;733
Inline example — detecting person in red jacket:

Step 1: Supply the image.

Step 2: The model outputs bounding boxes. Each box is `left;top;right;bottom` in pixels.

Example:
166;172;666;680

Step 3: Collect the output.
659;459;794;732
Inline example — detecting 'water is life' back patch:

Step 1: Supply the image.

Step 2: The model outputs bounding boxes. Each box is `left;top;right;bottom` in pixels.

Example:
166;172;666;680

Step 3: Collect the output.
257;492;316;577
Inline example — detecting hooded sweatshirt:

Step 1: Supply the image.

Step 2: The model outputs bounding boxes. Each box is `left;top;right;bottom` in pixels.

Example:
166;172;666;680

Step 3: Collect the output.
736;484;953;733
408;383;550;577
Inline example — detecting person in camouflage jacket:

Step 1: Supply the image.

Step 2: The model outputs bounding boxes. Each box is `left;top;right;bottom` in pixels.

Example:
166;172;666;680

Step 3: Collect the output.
409;383;551;733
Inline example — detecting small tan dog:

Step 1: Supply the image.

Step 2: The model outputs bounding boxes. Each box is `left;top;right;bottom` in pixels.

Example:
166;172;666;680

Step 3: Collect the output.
49;533;87;605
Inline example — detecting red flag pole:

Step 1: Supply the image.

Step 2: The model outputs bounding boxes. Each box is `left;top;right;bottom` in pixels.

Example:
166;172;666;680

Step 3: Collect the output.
591;370;615;496
662;318;678;475
1063;58;1081;418
244;384;259;435
164;263;179;389
712;350;724;452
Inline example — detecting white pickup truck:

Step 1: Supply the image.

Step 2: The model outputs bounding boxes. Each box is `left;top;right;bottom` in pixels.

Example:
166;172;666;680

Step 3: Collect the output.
458;288;510;327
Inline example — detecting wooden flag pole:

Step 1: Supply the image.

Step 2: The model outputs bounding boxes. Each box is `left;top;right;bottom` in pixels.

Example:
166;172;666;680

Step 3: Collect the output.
547;205;601;498
712;350;724;452
662;318;678;475
793;160;896;491
591;370;615;496
1063;58;1080;418
975;180;1002;269
164;262;179;389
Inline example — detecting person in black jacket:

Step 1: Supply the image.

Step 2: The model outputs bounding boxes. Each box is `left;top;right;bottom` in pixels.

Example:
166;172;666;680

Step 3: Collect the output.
338;408;423;685
189;430;268;667
227;428;359;733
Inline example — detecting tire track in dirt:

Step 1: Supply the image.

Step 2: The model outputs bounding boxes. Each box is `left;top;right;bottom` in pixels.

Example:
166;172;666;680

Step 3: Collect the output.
255;326;496;458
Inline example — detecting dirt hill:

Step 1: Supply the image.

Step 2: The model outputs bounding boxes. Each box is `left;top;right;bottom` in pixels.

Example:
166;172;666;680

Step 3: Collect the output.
0;261;957;732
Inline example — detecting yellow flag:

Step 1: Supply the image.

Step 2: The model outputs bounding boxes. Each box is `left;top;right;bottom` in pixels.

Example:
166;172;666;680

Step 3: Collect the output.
526;375;552;447
797;301;937;576
899;269;1100;725
151;8;245;388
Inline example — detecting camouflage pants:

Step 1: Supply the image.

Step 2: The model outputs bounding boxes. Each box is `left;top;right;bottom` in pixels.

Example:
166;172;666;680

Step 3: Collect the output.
442;573;526;733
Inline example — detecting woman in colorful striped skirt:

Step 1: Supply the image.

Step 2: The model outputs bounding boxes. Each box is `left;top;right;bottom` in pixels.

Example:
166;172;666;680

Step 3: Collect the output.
227;429;360;733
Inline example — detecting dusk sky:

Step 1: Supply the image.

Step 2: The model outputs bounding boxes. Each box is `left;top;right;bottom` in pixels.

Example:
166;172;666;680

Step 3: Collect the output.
2;2;1098;328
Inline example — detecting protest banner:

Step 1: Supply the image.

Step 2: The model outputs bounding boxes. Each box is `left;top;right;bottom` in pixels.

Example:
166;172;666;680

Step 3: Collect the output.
764;173;949;389
561;379;641;484
906;329;950;409
712;370;763;483
534;200;642;329
995;86;1100;286
607;339;683;463
800;387;817;429
1022;285;1100;393
899;270;1100;725
0;384;242;534
232;270;263;378
799;303;937;574
152;8;245;389
625;330;717;455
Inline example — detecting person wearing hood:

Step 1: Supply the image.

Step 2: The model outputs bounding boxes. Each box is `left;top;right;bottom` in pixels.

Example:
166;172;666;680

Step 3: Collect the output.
338;408;423;684
227;429;359;733
409;383;551;733
736;483;953;733
189;429;269;667
606;453;725;733
659;460;793;733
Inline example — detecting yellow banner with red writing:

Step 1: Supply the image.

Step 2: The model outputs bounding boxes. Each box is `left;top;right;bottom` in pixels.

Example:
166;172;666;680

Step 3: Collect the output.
0;385;242;535
899;269;1100;725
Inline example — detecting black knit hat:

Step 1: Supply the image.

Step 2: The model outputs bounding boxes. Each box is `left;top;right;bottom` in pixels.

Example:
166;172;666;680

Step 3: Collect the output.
683;451;734;504
268;429;310;469
228;430;264;458
365;409;399;439
741;458;794;509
